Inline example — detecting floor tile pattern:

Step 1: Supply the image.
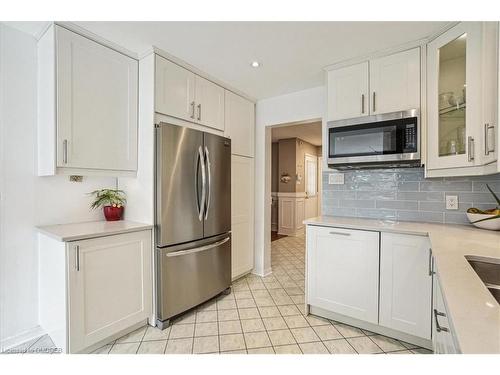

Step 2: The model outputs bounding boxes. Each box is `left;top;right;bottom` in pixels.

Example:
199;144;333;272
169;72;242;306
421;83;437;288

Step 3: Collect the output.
5;229;432;355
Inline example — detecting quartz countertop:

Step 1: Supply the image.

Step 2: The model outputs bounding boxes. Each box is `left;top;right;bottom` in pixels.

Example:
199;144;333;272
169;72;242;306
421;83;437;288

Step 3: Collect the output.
304;216;500;354
37;220;153;242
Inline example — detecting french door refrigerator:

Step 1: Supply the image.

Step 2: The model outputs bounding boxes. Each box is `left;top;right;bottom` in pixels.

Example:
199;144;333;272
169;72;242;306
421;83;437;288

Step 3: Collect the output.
155;122;231;329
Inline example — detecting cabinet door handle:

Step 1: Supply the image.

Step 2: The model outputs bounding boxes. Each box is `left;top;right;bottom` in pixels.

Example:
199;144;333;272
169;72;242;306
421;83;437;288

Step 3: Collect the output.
75;245;80;271
484;123;495;155
197;104;202;121
433;309;449;333
372;92;376;112
329;231;351;236
361;94;365;114
63;139;68;164
428;248;434;276
190;101;196;119
467;136;475;162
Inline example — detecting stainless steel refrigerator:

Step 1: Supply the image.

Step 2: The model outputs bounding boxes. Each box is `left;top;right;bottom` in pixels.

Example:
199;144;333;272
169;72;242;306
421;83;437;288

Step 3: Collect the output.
155;122;231;329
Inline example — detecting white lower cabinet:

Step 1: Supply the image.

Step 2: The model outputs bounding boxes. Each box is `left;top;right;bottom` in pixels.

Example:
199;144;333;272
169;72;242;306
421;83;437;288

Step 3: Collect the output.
432;266;459;354
306;225;434;347
306;226;380;323
231;155;254;279
379;233;432;339
39;229;153;353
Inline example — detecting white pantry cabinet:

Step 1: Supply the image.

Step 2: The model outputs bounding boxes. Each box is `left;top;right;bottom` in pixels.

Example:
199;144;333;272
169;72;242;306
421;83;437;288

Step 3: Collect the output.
155;55;225;131
231;155;255;279
369;48;420;115
426;22;499;176
39;227;153;353
379;233;432;339
306;226;380;323
224;90;255;157
38;25;138;176
327;62;369;121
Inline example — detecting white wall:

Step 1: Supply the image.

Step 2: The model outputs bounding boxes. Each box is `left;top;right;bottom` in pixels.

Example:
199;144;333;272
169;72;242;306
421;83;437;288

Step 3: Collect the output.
0;24;116;350
254;86;325;276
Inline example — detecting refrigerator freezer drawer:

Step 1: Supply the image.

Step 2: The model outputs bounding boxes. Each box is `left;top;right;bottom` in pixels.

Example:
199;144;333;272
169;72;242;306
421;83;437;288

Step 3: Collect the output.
157;235;231;321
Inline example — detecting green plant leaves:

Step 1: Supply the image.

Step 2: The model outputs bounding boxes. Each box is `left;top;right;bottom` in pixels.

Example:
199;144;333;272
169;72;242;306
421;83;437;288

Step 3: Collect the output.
88;189;126;210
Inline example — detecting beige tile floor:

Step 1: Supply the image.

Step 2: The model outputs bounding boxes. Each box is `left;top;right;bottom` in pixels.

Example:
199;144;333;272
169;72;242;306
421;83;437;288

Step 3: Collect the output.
5;230;432;355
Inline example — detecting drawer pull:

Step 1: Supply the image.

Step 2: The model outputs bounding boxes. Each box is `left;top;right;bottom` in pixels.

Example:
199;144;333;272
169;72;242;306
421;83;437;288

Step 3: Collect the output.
329;231;351;236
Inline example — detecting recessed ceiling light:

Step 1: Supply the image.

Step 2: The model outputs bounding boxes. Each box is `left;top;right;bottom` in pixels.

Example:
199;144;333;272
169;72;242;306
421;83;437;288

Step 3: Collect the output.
251;61;260;68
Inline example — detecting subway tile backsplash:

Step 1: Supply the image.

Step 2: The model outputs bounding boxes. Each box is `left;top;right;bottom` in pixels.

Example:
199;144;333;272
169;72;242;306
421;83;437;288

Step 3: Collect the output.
322;168;500;225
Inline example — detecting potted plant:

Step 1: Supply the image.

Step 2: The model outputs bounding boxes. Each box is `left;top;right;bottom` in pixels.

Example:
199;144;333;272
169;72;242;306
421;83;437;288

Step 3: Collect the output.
88;189;126;221
466;184;500;230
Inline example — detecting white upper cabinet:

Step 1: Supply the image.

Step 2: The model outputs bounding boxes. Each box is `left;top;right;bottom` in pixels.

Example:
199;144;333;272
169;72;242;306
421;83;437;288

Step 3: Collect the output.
224;90;255;157
327;62;369;121
38;25;138;176
369;48;420;115
155;56;196;122
194;75;225;131
379;233;432;339
427;22;498;175
155;55;225;132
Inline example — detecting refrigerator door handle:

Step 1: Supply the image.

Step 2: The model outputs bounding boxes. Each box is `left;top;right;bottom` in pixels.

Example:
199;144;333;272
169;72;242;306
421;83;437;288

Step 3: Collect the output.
204;146;211;220
166;236;230;257
196;146;206;221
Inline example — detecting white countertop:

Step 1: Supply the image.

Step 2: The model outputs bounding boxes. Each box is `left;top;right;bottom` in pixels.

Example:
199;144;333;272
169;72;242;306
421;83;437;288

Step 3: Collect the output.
37;220;153;242
304;216;500;354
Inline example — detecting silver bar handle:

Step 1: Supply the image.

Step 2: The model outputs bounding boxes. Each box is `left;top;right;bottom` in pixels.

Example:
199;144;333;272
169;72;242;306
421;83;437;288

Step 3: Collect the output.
197;103;202;121
329;231;351;236
433;309;449;333
197;146;206;221
485;124;495;155
204;146;211;220
75;245;80;271
190;101;196;119
166;237;230;257
428;248;434;276
372;92;376;113
361;94;365;114
63;139;68;164
468;136;475;162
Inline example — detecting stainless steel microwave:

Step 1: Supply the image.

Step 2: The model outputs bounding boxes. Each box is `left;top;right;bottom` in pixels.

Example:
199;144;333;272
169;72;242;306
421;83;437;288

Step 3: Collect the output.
327;109;420;169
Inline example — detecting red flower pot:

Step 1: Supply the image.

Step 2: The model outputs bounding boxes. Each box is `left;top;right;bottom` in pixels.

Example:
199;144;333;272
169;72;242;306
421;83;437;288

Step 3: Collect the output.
103;206;124;221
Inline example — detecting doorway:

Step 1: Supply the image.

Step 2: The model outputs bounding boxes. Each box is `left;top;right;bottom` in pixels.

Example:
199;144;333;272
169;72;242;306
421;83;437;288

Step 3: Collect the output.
269;120;323;241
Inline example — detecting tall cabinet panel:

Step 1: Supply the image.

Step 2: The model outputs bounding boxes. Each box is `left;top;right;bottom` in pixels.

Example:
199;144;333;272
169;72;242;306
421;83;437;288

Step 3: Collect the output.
231;155;255;279
327;62;369;121
224;90;255;157
370;48;421;115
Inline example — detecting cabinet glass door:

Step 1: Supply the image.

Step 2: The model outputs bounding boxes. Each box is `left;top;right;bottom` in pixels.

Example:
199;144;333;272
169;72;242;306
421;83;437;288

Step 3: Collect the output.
438;34;467;157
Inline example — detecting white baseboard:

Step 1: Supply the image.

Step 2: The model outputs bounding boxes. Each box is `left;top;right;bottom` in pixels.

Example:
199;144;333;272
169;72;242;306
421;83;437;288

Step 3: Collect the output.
0;325;45;352
252;267;273;278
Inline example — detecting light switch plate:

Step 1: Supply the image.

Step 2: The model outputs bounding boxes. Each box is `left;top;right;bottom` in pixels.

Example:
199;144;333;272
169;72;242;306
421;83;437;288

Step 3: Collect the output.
328;173;344;185
446;195;459;210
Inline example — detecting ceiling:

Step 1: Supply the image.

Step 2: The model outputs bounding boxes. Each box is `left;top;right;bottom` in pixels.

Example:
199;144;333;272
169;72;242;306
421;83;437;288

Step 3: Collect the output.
5;21;450;99
272;121;322;146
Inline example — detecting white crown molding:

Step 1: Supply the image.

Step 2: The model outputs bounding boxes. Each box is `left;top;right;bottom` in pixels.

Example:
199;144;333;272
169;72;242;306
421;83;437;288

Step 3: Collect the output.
152;46;256;103
324;22;459;72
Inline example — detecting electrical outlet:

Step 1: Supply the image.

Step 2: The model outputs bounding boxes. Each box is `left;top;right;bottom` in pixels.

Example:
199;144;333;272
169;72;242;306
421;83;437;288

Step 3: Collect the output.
328;173;344;185
446;195;459;210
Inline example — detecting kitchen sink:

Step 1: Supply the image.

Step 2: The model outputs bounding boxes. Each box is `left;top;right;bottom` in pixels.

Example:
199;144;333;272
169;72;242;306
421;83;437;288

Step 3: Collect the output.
466;257;500;304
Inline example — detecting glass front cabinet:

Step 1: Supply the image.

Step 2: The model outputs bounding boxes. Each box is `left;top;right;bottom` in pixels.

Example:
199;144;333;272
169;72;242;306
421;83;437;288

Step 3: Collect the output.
426;22;498;176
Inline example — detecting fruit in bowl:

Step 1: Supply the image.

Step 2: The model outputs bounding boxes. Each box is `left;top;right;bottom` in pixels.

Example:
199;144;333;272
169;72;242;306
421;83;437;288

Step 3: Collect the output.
466;185;500;231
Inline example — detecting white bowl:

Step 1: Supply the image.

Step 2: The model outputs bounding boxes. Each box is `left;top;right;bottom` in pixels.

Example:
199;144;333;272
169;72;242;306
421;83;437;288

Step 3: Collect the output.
466;213;500;231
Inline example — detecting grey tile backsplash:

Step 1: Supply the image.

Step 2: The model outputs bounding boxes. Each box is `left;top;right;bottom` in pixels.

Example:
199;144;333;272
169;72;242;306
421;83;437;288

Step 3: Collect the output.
322;168;500;225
